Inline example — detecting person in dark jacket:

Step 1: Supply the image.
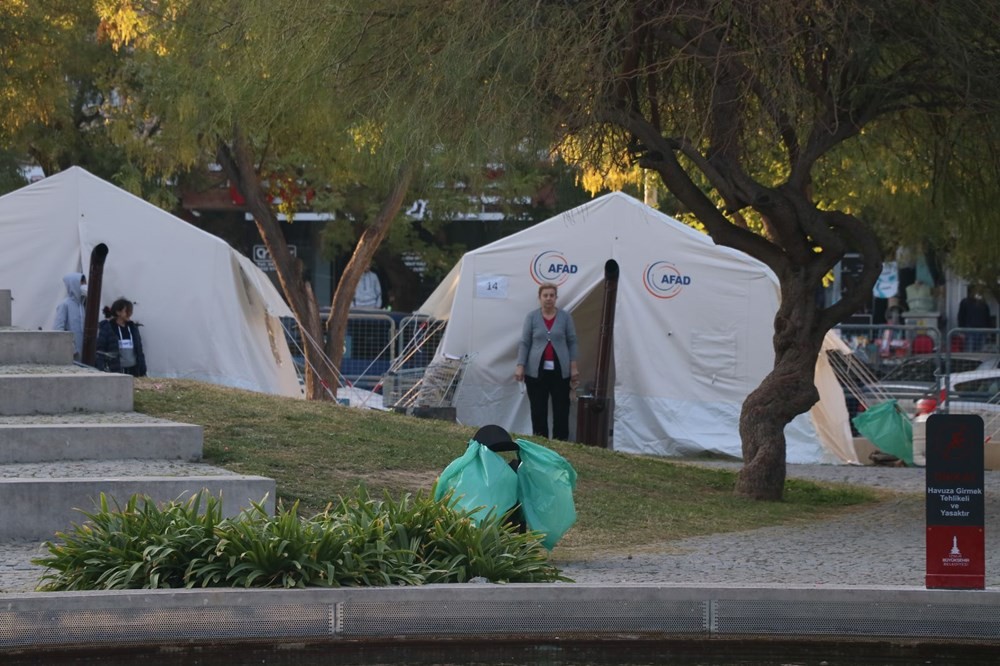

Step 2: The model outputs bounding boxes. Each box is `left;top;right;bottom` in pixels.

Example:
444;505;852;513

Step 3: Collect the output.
514;282;579;440
95;297;147;377
958;285;994;351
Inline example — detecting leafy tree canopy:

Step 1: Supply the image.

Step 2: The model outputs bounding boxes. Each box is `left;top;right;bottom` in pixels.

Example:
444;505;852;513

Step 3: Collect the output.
0;0;147;191
94;0;563;395
384;0;1000;498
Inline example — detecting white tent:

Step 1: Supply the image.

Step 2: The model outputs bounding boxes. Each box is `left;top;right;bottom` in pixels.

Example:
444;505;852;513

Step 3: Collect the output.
418;192;856;464
0;167;302;398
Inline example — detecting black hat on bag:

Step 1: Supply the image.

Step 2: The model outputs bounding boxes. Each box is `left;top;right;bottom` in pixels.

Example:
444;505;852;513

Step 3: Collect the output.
472;424;519;453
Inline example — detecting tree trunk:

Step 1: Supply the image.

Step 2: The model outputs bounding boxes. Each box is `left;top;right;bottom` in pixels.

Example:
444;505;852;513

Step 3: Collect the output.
216;127;337;400
735;277;824;500
324;164;414;393
731;205;882;499
642;148;882;499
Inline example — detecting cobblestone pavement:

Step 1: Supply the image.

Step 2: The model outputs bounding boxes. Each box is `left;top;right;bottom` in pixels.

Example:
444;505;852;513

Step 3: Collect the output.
0;541;48;593
559;463;1000;587
3;463;999;593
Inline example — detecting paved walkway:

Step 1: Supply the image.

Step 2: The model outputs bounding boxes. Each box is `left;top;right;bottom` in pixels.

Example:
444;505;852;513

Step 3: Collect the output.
4;462;999;593
560;463;1000;587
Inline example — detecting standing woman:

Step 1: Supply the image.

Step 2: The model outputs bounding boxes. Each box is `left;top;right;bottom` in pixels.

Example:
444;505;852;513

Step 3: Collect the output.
95;298;147;377
515;283;579;440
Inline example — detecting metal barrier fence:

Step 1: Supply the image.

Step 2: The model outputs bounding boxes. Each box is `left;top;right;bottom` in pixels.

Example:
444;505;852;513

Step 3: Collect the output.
833;324;943;435
834;324;942;379
395;314;446;368
834;324;1000;438
939;327;1000;422
281;311;444;393
944;327;1000;356
342;312;398;389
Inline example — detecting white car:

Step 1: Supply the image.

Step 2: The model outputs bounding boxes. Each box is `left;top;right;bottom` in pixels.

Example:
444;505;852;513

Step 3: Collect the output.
938;368;1000;404
933;368;1000;442
852;354;999;417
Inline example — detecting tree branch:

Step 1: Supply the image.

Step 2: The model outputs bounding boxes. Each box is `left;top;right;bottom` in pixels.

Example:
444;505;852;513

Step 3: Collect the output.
816;210;883;332
619;111;788;274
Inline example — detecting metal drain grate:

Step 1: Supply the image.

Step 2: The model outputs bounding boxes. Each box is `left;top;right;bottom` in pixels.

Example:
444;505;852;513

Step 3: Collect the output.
715;599;1000;639
4;588;1000;649
340;598;708;636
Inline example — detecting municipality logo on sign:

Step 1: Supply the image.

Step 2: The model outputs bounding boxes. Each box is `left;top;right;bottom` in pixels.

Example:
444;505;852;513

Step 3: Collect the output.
643;261;691;299
530;250;577;285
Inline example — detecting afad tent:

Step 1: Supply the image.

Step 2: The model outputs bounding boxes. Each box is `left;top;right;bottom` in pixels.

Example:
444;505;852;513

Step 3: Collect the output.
418;192;857;464
0;167;302;398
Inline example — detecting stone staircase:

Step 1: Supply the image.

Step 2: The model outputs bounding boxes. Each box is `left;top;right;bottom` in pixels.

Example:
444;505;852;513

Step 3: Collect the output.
0;288;275;541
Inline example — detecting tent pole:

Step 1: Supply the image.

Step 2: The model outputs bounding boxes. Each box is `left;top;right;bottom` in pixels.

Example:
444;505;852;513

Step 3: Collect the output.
81;243;108;367
577;259;619;448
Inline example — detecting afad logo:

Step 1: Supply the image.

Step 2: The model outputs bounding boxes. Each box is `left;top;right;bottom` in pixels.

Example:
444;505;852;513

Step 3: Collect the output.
643;261;691;299
530;250;578;285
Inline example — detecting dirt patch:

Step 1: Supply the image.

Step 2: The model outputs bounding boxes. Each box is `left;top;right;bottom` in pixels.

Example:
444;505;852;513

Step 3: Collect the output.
329;468;440;490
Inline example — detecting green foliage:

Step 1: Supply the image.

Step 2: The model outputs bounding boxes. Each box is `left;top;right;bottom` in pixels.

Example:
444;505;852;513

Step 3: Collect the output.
33;489;565;591
0;152;29;196
0;0;182;199
133;379;880;558
33;491;223;591
407;0;1000;283
815;119;1000;285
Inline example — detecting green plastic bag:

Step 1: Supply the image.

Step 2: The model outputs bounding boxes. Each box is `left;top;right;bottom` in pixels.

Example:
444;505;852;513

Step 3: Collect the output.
514;438;578;550
852;399;914;466
434;439;518;522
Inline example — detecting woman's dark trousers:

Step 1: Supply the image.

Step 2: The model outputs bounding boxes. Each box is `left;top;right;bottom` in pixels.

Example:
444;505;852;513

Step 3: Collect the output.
525;360;571;440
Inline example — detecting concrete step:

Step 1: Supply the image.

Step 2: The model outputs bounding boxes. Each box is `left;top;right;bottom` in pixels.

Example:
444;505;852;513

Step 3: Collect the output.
0;413;202;463
0;330;74;365
0;461;275;540
0;366;132;415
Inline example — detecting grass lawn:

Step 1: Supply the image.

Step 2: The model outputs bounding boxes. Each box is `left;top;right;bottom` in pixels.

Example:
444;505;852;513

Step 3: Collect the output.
134;378;882;560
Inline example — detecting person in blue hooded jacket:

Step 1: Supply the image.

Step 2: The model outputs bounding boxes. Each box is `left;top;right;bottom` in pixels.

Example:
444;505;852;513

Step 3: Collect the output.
53;272;87;360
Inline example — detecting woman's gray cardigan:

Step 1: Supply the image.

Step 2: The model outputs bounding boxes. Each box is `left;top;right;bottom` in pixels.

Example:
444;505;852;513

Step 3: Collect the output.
517;308;578;379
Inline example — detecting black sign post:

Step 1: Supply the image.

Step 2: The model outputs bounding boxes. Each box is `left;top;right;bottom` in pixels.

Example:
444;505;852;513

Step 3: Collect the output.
925;414;985;590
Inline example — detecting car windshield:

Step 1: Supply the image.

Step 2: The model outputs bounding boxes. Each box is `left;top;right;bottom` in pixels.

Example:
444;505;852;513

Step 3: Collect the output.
951;377;1000;401
880;357;938;382
880;355;986;383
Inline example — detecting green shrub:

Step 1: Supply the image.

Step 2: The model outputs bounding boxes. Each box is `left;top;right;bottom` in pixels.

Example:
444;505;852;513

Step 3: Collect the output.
33;490;567;591
33;492;223;591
